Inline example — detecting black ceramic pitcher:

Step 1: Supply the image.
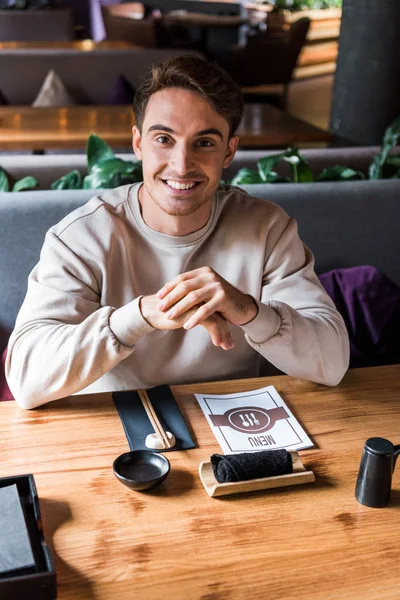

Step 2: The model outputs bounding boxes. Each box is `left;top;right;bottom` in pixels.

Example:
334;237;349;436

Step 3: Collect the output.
355;437;400;508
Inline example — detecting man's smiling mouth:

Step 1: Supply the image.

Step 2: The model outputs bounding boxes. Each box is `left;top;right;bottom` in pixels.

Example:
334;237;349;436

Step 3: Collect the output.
163;180;201;191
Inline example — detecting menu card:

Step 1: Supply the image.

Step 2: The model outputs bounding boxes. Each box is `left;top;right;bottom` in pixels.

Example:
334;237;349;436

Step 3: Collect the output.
195;385;313;455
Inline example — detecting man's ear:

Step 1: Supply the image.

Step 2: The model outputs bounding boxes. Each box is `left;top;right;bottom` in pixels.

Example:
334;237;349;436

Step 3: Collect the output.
132;125;143;160
223;136;239;169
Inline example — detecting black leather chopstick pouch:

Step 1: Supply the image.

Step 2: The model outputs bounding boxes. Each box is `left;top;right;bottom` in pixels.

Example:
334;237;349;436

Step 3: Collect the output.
211;449;293;483
112;384;195;452
0;484;35;577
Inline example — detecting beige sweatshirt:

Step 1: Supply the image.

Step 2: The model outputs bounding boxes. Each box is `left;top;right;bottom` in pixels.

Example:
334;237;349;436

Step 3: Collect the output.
6;183;349;409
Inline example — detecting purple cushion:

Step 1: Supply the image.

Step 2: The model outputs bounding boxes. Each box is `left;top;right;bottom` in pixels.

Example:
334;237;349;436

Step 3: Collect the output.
0;327;14;401
319;266;400;368
0;346;14;402
107;75;135;105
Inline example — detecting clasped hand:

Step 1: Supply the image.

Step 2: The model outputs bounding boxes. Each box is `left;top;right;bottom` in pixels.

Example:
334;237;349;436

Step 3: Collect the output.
140;267;258;351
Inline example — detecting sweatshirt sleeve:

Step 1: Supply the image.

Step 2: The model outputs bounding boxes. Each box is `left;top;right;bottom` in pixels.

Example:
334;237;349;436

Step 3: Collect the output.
241;217;350;386
5;231;153;409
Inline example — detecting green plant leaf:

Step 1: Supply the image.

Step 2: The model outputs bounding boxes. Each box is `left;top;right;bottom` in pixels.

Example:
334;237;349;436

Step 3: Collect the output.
263;171;281;183
263;171;292;183
296;161;314;183
282;149;313;183
90;157;136;172
381;116;400;163
86;134;115;172
232;148;311;184
83;158;142;189
0;168;9;192
230;168;262;185
257;152;287;182
316;165;365;182
368;155;381;180
269;0;342;9
51;170;83;190
380;160;400;180
369;116;400;179
384;156;400;168
12;176;39;192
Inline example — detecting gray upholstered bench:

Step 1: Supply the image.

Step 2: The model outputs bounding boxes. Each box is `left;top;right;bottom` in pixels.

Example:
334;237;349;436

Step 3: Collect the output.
1;178;399;342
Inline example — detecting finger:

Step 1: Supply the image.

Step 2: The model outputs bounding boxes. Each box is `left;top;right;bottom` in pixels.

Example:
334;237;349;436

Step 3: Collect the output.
149;304;198;331
208;324;221;347
216;318;236;351
157;279;185;301
157;267;215;300
183;300;219;330
202;318;223;347
165;289;210;319
157;279;205;312
201;315;235;350
156;270;201;300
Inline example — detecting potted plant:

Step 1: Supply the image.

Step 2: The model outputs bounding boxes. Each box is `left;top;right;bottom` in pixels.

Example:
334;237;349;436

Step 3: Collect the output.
0;134;142;192
0;0;58;9
228;116;400;185
0;117;399;192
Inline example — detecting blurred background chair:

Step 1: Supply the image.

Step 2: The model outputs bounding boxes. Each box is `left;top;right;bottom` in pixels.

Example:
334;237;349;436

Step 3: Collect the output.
228;17;310;109
101;3;161;47
101;2;205;52
102;2;145;19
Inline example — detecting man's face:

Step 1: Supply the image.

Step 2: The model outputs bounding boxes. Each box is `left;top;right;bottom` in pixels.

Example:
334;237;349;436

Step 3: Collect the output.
132;87;238;231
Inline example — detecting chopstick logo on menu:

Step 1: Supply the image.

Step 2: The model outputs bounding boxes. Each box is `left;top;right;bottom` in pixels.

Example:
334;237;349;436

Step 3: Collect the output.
209;406;289;434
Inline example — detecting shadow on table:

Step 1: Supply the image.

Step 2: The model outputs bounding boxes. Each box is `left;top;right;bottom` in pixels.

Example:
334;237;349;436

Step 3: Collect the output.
388;489;400;508
146;468;196;497
40;498;98;600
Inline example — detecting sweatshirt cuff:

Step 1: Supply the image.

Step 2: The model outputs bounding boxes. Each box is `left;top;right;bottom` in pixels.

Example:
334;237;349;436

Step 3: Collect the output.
109;296;154;347
240;299;281;344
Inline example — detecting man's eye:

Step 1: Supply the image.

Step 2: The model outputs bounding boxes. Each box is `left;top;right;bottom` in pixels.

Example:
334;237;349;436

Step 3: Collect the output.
155;135;170;144
197;139;215;148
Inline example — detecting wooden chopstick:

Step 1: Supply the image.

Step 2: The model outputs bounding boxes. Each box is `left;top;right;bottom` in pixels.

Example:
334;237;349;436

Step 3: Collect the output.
137;389;172;449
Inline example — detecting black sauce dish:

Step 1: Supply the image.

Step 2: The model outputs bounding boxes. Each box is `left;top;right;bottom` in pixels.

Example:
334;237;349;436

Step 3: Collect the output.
113;450;170;491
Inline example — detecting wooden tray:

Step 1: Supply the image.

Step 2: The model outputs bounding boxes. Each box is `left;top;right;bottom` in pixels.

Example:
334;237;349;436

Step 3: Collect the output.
198;451;315;498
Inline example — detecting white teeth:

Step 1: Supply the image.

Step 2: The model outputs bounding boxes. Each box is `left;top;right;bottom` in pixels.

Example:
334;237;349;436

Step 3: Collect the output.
166;180;197;190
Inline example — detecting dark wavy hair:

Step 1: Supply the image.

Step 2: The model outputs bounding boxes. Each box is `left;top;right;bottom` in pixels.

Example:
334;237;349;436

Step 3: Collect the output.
133;54;244;138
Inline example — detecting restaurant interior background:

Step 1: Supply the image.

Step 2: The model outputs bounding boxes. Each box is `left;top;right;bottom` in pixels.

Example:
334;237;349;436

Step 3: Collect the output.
1;3;400;600
0;0;399;310
1;0;399;363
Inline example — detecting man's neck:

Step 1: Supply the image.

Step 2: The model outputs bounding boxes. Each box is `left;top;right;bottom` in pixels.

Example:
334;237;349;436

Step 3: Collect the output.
137;185;213;237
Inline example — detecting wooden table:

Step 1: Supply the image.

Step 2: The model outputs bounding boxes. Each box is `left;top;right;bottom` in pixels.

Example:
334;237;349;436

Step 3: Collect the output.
237;102;332;147
0;106;136;152
1;365;400;599
0;103;332;152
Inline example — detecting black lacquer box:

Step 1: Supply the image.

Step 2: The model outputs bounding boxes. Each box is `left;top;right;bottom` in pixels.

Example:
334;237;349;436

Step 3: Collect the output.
0;474;57;600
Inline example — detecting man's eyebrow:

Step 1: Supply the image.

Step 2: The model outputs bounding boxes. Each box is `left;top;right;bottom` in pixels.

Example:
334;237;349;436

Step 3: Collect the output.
146;125;224;140
196;128;224;141
147;124;174;134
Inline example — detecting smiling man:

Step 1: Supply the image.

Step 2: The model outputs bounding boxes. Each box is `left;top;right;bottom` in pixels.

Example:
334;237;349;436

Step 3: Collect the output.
6;55;349;409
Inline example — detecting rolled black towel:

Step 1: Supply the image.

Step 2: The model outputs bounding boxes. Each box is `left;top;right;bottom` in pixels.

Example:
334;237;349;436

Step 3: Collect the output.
211;449;293;483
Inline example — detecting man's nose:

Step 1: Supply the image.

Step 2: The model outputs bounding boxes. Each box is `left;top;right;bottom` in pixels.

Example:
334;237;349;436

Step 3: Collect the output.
170;144;194;176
